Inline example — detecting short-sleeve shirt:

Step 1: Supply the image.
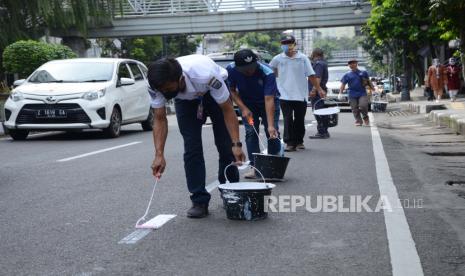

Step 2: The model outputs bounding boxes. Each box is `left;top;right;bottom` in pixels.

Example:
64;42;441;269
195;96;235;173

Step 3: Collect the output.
269;52;315;102
149;54;230;108
308;59;328;91
226;62;279;104
341;69;369;98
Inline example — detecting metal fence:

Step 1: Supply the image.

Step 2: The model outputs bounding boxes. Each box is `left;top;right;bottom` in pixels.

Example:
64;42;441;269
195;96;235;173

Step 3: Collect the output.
120;0;359;16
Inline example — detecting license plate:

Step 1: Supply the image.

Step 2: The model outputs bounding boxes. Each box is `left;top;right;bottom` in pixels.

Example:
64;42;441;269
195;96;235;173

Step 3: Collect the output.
36;109;67;118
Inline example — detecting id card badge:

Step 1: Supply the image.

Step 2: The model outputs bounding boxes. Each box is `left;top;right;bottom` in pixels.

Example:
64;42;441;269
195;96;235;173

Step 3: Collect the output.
197;96;204;120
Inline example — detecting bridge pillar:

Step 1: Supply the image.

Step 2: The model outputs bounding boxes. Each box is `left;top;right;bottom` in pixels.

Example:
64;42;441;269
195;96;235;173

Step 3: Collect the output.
62;36;88;57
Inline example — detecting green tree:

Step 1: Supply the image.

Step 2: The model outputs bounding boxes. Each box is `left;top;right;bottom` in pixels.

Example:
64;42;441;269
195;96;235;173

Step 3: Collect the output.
313;39;338;59
223;32;283;55
3;40;76;77
366;0;447;85
0;0;121;79
429;0;465;79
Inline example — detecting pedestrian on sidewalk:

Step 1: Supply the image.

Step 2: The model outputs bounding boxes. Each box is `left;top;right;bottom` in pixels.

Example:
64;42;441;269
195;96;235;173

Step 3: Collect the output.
338;59;374;127
227;49;280;179
269;34;325;152
427;58;448;103
308;48;330;139
147;55;246;218
446;57;461;102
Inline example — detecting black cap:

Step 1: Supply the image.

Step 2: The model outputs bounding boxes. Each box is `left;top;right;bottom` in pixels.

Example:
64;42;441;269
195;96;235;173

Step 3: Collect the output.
280;35;296;44
348;59;358;64
234;49;258;67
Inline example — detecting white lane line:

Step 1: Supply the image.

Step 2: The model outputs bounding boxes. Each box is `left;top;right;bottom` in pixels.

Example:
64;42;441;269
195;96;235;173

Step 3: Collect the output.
369;113;424;276
119;215;176;244
57;141;142;162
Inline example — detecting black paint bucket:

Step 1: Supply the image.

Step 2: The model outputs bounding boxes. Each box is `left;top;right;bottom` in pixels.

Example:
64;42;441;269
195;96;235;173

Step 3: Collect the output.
372;101;388;112
218;182;276;221
253;153;290;180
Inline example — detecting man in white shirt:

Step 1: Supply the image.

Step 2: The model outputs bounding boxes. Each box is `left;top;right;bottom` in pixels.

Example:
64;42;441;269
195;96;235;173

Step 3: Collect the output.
147;55;246;218
270;35;325;151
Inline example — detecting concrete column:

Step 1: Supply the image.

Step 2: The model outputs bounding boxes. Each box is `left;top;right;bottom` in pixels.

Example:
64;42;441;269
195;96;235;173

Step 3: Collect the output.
62;36;88;57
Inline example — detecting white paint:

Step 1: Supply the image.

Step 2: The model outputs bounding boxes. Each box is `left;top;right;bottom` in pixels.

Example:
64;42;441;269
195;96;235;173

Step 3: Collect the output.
369;113;424;276
135;214;176;229
218;182;275;190
119;229;152;244
57;141;142;162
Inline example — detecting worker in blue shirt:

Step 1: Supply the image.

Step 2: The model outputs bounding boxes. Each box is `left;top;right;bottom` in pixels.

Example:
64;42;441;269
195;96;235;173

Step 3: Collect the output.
339;59;374;126
227;49;280;179
308;48;330;139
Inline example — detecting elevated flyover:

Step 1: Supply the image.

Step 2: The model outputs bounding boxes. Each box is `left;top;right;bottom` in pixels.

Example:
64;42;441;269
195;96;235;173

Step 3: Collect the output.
86;0;371;38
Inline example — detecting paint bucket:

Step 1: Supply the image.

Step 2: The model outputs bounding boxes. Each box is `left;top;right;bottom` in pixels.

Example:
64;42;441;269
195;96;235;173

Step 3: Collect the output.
371;101;388;112
252;153;290;181
313;99;340;128
218;182;276;221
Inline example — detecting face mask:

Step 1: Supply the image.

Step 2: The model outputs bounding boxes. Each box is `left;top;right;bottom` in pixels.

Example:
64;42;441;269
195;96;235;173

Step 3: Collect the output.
281;45;289;52
160;90;179;101
433;59;440;66
159;75;184;100
449;59;456;65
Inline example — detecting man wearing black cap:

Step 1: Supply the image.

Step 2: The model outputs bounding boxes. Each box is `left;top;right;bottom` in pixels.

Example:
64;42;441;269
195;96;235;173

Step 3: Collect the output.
270;34;325;151
339;59;374;126
227;49;280;179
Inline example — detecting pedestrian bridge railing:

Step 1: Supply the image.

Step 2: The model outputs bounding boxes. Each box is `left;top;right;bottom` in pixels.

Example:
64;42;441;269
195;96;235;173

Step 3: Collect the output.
120;0;360;16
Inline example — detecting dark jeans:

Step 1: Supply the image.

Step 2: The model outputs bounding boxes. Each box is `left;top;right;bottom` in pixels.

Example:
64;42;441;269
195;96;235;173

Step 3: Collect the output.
241;101;280;165
280;99;307;146
175;93;239;205
349;95;369;122
311;95;329;135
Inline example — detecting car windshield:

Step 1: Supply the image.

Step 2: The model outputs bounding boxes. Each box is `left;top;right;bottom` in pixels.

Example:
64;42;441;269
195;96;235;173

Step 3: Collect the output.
28;62;114;83
214;60;234;69
328;70;347;82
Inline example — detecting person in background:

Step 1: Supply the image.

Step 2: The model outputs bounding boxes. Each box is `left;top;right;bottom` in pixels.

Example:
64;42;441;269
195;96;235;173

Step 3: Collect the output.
269;35;325;151
226;49;280;179
308;48;330;139
427;58;448;103
446;57;461;102
147;55;245;218
338;59;374;127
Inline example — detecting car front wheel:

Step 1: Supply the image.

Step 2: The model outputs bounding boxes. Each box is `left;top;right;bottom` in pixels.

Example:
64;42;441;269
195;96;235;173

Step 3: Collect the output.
9;129;29;140
141;108;154;131
104;108;122;138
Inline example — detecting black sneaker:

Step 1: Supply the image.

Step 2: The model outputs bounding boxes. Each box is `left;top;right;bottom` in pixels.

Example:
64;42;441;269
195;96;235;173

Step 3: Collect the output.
187;203;209;218
309;133;330;139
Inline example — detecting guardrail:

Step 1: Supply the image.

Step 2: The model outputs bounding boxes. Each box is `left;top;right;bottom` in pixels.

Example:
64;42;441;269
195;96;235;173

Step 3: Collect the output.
119;0;360;16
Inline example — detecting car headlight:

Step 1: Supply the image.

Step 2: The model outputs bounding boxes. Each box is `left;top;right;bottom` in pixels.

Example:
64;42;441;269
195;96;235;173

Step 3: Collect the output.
82;89;106;101
9;92;24;102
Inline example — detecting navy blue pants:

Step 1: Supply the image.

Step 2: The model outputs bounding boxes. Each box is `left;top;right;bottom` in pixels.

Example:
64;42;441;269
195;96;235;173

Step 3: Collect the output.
175;93;239;205
241;101;280;165
311;95;329;135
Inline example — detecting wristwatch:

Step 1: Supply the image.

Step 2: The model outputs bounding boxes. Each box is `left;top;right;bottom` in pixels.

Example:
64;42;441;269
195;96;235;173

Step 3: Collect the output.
231;142;242;148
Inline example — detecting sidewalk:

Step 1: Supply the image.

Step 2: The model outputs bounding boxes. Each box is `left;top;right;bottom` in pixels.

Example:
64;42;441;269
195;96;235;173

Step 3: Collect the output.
387;87;465;136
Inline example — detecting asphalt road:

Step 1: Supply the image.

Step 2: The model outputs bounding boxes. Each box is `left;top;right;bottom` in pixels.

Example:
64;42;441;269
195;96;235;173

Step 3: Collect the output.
1;110;464;276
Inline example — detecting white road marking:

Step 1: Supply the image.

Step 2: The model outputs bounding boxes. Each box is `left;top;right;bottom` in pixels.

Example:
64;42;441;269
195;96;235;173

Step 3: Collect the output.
369;113;424;276
119;214;176;244
57;141;142;162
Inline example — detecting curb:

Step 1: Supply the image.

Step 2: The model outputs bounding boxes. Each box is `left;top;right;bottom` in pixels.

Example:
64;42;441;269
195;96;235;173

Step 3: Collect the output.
427;109;465;136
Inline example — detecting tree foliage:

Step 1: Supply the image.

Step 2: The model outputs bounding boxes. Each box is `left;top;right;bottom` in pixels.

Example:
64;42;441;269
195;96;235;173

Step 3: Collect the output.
3;40;76;77
223;32;283;55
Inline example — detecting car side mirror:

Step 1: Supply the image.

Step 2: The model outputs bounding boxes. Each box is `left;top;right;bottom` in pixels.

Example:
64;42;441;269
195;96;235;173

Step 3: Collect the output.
118;77;135;87
13;79;25;87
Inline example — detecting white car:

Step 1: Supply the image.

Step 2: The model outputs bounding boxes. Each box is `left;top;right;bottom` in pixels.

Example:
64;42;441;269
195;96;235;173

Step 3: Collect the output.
325;65;367;106
3;58;153;140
